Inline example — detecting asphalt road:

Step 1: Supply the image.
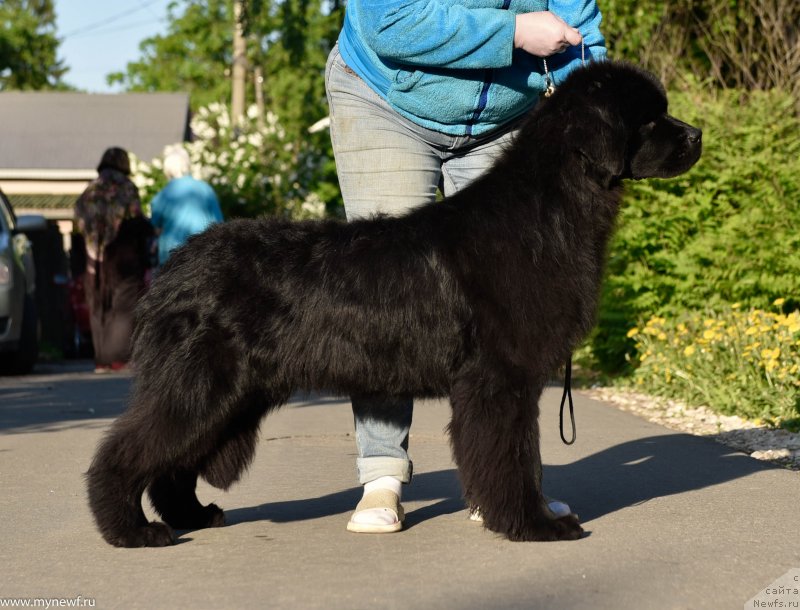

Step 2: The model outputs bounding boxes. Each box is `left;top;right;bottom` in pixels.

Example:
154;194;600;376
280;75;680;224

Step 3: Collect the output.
0;361;798;609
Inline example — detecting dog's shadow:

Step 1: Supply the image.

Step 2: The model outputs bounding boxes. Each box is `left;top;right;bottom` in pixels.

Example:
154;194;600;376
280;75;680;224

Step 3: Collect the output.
224;433;770;529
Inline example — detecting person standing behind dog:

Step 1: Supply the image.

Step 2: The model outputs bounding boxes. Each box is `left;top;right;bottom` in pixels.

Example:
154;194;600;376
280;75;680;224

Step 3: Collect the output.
74;147;152;373
325;0;606;532
150;145;223;268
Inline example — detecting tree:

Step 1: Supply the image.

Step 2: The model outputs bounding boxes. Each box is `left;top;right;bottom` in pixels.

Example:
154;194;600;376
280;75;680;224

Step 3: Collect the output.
0;0;67;90
246;0;343;142
109;0;342;141
112;0;344;217
107;0;233;109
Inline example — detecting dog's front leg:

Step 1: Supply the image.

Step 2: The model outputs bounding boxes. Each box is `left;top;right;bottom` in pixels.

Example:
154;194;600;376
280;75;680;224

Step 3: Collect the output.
449;370;583;542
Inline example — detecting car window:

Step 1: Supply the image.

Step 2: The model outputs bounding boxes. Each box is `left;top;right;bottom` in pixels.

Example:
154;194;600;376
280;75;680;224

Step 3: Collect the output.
0;191;15;233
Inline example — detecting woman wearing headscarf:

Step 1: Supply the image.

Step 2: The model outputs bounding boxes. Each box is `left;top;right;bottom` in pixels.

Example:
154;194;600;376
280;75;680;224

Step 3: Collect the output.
74;147;153;372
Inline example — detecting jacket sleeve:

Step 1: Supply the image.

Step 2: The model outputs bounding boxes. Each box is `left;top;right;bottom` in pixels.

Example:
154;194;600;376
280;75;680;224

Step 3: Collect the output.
546;0;607;85
352;0;517;69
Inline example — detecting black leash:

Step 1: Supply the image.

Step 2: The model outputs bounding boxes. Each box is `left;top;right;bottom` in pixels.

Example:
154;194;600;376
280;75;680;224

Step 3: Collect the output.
559;355;577;445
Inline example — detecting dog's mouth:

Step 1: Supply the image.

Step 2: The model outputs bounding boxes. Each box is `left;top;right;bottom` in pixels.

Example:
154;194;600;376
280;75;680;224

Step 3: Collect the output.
669;137;703;174
628;132;703;180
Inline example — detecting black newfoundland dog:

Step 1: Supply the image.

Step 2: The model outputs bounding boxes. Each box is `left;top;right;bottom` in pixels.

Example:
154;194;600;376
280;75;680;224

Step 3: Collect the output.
87;61;701;547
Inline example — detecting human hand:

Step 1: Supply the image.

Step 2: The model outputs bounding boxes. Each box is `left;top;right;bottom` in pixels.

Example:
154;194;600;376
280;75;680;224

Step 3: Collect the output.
513;12;582;57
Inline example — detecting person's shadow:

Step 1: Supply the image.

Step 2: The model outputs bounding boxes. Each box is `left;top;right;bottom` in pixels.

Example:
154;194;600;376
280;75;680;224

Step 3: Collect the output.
223;432;769;529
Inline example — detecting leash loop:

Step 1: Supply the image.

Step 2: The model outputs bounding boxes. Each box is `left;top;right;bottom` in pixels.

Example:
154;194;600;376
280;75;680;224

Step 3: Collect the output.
559;355;577;445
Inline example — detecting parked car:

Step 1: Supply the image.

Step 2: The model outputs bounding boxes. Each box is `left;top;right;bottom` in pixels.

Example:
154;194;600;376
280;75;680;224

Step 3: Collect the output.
0;188;47;374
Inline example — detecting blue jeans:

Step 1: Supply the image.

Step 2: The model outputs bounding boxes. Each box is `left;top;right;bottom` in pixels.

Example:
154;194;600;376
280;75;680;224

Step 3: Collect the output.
325;45;522;485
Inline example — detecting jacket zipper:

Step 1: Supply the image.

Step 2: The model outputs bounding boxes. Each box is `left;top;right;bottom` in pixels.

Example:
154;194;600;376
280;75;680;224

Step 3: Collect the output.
466;0;512;136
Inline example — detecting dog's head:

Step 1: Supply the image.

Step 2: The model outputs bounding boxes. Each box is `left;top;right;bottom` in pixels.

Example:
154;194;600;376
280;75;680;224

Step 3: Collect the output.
543;61;702;186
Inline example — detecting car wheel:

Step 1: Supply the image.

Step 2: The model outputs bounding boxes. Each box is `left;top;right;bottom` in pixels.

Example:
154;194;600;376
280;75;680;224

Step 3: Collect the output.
0;294;39;375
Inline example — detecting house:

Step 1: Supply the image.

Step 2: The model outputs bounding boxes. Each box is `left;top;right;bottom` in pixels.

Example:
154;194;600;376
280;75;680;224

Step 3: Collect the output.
0;91;190;241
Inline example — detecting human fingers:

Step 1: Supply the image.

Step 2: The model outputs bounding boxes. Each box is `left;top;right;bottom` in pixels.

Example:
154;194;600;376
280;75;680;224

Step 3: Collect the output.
564;27;582;47
514;12;582;56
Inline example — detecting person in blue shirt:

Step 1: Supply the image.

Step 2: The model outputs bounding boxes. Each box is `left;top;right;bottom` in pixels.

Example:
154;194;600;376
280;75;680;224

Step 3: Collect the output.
325;0;607;533
150;146;224;267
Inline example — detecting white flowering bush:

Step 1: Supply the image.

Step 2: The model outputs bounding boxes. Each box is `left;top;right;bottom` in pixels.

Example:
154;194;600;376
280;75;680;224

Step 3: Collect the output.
131;103;330;220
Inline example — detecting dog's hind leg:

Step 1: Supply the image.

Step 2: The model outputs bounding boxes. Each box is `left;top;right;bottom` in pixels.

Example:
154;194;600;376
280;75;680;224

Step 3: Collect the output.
87;415;176;547
147;387;278;530
148;469;225;530
448;368;583;542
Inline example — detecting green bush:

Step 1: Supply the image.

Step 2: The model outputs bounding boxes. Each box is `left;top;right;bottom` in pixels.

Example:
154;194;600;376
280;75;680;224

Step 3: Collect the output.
587;84;800;372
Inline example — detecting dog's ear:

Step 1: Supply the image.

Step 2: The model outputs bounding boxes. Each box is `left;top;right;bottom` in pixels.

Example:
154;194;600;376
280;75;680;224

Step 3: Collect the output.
567;118;625;188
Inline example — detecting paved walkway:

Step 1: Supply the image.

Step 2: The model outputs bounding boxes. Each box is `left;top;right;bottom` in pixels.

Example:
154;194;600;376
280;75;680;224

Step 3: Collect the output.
1;362;798;609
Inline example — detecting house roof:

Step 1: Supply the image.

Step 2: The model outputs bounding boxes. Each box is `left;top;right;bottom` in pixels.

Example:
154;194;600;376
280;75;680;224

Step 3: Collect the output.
0;91;190;172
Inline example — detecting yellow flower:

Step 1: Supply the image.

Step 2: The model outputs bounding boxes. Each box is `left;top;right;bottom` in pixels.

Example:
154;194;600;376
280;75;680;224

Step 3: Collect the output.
626;327;639;338
684;345;696;356
773;298;786;307
761;348;780;360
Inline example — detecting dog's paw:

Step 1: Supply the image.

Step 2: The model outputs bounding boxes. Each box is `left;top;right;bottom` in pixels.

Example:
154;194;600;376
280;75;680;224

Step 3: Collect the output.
163;503;225;531
505;513;584;542
105;522;177;548
546;513;584;541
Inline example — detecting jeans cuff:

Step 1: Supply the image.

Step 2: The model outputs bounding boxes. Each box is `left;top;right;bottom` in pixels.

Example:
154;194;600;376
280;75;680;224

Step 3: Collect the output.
357;457;413;485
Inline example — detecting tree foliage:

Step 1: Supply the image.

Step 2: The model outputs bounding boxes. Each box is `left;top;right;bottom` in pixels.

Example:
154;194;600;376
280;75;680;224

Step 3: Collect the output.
107;0;233;109
109;0;343;143
111;0;343;216
0;0;67;90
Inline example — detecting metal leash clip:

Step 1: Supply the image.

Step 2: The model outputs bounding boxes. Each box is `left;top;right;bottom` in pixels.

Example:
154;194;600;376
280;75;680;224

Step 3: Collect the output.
543;39;586;98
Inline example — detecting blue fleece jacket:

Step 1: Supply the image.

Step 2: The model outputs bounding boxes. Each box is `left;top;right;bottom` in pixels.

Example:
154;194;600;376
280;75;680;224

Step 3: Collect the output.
338;0;606;136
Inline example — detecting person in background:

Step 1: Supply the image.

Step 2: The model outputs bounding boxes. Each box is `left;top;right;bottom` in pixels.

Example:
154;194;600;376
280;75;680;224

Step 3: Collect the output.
150;145;223;268
325;0;606;532
74;147;153;373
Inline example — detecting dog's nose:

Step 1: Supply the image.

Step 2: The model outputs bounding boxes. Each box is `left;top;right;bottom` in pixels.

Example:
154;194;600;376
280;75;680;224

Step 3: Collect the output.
687;127;702;144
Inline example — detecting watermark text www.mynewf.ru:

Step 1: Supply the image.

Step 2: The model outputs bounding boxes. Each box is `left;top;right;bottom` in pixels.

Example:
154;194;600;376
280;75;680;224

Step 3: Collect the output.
746;569;800;609
0;597;95;608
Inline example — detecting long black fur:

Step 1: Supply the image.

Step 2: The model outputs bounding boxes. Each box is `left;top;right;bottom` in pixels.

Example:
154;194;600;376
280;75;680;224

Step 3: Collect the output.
87;61;702;547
